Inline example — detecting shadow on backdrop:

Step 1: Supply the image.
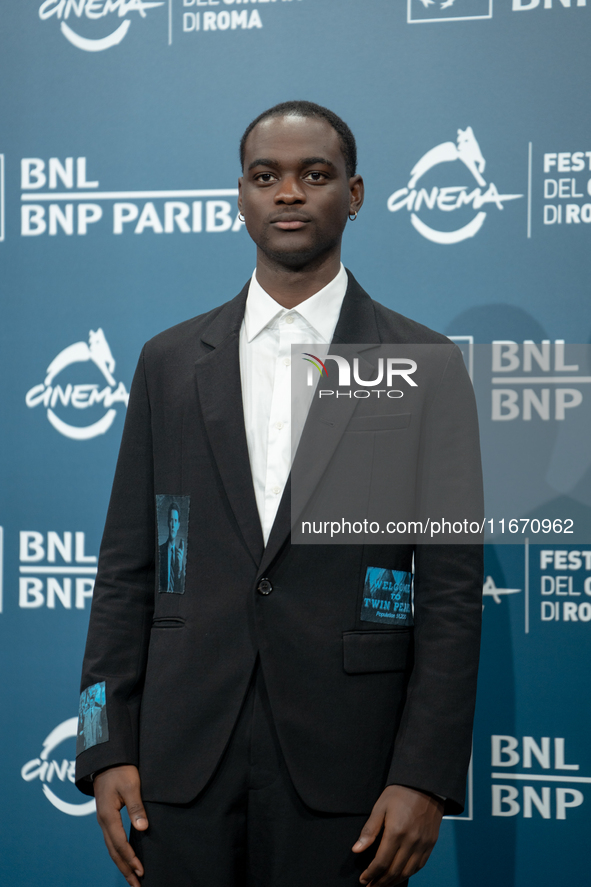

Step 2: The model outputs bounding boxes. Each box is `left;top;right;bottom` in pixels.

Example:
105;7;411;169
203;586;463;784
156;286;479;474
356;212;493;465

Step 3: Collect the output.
444;304;550;887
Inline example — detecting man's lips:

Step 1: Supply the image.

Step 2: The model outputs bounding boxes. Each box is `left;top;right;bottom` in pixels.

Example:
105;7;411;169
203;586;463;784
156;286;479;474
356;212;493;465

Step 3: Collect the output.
269;214;311;231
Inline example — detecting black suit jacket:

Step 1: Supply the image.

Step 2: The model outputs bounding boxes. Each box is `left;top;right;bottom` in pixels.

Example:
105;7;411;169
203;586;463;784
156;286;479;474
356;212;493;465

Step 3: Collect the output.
76;272;483;816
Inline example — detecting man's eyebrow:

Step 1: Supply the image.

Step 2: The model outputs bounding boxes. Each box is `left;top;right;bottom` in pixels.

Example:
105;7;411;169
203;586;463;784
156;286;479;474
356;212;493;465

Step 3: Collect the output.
247;156;338;172
248;158;279;171
300;157;337;170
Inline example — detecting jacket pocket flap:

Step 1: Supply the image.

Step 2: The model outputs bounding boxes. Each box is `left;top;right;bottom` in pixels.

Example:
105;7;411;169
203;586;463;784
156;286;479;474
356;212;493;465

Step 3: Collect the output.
346;413;411;433
343;629;412;674
152;617;186;628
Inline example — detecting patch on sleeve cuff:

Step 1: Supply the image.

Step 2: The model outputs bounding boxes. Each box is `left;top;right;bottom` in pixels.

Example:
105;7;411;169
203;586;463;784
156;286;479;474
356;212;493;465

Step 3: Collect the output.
77;681;109;754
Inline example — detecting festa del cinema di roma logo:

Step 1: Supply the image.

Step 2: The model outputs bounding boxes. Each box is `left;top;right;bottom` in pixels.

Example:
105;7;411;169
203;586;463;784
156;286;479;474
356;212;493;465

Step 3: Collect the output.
387;127;523;244
38;0;273;50
38;0;165;52
25;328;129;440
22;718;95;816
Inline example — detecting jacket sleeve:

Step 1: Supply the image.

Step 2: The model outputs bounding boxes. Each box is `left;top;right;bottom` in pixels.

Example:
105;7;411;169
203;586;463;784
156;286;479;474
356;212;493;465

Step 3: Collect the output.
75;347;155;795
386;345;484;815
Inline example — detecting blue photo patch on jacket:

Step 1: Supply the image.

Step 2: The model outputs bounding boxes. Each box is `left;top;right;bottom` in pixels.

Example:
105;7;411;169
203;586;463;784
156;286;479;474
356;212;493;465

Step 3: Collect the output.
360;567;413;626
76;681;109;755
156;494;190;594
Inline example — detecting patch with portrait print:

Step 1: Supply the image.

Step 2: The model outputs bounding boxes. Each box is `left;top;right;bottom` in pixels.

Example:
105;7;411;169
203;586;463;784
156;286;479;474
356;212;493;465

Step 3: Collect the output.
77;681;109;755
360;567;413;626
156;494;190;594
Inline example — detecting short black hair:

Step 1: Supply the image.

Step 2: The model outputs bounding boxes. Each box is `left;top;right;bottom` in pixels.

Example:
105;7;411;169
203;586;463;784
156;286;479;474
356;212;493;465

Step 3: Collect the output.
240;101;357;178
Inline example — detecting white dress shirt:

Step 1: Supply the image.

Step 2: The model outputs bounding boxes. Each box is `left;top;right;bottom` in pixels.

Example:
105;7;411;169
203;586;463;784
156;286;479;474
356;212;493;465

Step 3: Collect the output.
239;264;348;544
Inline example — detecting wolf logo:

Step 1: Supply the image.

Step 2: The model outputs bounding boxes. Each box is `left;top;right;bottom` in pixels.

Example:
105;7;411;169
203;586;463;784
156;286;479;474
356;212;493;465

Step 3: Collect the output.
26;328;128;441
88;328;117;386
457;126;486;186
388;125;522;244
45;328;116;388
408;127;486;190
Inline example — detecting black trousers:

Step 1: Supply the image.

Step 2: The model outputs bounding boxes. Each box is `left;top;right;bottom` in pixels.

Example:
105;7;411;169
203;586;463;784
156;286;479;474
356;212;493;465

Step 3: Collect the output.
131;663;408;887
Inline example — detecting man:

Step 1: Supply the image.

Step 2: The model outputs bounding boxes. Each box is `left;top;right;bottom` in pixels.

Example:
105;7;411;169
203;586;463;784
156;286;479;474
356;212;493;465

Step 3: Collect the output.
158;501;185;594
76;101;483;887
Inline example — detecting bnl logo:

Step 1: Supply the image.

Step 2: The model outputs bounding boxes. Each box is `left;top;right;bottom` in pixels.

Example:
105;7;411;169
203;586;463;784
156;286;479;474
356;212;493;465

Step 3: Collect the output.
19;531;97;610
408;0;493;23
492;735;587;819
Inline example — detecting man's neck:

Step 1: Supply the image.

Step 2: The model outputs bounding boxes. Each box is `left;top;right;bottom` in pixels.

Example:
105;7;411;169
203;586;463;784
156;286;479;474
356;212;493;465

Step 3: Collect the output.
254;249;342;309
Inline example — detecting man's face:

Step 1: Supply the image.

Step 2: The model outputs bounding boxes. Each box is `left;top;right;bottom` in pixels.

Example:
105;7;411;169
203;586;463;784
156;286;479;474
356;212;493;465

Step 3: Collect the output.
239;115;363;269
168;510;179;541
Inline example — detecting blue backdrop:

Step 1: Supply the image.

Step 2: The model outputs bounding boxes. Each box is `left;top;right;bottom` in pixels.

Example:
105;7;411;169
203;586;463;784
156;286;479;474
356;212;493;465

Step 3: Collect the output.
1;2;590;885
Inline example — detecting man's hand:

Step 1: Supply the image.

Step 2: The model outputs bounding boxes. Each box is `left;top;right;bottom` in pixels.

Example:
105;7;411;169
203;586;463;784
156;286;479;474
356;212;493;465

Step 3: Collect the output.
352;784;444;886
94;764;149;887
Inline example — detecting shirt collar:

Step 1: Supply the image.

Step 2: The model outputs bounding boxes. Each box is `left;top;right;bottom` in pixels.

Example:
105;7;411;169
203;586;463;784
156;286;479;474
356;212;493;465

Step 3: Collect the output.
243;263;348;343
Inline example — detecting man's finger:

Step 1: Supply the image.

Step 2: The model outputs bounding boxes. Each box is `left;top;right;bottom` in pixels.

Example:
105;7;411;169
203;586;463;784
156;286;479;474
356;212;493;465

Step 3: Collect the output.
112;833;144;880
95;766;147;880
358;827;403;885
113;767;149;830
103;818;144;877
369;848;413;887
388;849;426;886
126;797;149;831
352;804;385;853
102;830;143;887
100;807;145;875
366;838;433;886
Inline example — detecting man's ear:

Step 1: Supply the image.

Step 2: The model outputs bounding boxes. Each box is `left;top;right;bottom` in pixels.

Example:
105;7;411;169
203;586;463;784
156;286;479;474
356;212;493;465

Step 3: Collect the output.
238;176;243;213
350;174;364;213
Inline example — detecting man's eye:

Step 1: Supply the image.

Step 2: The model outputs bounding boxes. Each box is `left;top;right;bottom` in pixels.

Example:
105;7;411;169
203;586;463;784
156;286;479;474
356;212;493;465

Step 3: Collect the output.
256;173;275;183
305;172;326;182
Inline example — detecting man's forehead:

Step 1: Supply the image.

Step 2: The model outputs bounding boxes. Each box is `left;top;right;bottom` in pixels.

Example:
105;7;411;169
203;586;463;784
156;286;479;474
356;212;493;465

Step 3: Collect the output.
244;115;343;162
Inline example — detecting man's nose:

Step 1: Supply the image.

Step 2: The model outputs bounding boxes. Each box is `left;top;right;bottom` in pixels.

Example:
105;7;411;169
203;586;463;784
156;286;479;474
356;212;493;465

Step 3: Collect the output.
274;174;305;204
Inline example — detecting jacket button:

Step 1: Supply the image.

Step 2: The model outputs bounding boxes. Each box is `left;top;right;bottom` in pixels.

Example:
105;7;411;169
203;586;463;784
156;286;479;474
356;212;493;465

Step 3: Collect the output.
257;578;273;595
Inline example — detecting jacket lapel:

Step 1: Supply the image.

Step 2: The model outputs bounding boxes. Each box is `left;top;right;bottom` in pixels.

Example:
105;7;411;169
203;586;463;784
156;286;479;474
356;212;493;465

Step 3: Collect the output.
194;285;265;566
259;272;381;576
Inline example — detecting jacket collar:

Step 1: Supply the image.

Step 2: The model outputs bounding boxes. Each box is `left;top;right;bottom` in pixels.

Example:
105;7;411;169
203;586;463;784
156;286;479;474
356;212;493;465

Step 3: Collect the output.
200;284;248;349
195;281;264;567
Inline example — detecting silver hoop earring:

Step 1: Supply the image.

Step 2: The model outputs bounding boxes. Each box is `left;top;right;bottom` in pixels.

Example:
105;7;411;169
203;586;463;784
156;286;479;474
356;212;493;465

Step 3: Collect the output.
348;210;358;221
238;212;245;222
